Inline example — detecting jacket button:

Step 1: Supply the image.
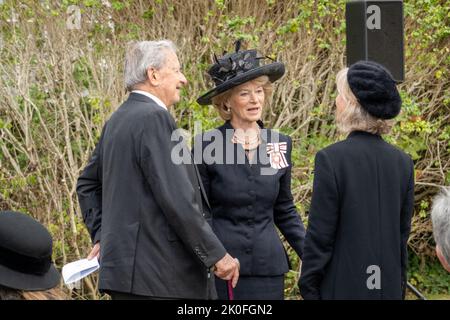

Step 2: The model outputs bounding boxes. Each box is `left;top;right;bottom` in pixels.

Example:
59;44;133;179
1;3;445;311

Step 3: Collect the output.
247;205;253;211
249;190;255;196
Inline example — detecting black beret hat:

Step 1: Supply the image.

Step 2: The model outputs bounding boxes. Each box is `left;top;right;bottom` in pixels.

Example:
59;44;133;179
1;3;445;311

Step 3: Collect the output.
347;60;402;119
0;211;60;291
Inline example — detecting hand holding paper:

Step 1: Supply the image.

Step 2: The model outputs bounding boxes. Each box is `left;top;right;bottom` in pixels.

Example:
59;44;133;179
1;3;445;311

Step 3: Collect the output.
62;257;99;285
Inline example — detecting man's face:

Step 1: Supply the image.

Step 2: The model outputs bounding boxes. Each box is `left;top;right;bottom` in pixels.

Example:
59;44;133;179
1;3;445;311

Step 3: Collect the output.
156;50;187;107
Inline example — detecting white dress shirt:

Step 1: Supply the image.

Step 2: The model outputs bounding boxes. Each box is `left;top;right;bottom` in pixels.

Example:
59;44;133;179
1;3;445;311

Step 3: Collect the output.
131;90;167;111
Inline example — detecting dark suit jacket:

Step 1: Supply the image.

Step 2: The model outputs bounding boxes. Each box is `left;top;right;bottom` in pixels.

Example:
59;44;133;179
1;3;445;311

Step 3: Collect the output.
76;93;226;299
299;131;414;300
193;121;306;276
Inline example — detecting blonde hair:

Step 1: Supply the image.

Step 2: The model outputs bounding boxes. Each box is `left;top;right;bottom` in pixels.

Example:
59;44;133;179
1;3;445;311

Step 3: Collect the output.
211;76;273;121
335;68;395;135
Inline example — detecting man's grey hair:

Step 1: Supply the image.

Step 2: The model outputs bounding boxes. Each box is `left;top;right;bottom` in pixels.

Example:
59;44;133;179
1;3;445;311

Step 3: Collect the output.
431;187;450;266
124;40;177;92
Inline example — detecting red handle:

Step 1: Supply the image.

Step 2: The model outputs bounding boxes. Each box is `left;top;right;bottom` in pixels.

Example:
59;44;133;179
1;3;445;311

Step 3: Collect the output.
227;280;234;300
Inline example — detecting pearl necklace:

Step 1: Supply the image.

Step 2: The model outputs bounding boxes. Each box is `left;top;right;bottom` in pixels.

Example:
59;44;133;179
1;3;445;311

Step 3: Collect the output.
231;127;261;150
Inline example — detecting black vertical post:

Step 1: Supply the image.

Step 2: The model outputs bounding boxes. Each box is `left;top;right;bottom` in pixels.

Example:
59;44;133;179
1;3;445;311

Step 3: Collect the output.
346;0;405;82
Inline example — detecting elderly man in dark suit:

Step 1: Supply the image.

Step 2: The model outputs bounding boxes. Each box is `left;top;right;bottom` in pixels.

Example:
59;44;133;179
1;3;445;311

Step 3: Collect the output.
76;40;239;300
299;61;415;300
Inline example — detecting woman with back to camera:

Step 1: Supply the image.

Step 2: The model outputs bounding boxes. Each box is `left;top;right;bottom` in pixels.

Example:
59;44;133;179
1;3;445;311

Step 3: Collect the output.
299;61;415;300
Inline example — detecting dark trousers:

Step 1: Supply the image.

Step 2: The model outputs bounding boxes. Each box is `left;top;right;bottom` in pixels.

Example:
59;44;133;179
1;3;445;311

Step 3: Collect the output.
109;291;180;300
215;275;285;300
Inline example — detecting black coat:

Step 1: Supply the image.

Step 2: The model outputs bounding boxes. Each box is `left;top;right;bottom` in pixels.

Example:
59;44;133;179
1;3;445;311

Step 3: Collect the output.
76;93;226;299
299;131;414;300
193;121;306;276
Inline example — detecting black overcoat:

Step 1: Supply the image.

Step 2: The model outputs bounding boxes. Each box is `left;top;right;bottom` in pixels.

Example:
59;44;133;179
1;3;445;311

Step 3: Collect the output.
76;93;226;299
299;131;414;300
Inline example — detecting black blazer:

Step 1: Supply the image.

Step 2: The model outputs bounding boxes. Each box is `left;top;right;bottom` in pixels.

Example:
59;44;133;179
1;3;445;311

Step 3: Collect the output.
193;121;305;276
299;131;414;300
76;93;226;299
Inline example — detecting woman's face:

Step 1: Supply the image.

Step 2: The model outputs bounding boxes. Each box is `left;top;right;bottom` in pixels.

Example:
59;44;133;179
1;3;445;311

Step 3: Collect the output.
227;80;265;125
335;93;346;117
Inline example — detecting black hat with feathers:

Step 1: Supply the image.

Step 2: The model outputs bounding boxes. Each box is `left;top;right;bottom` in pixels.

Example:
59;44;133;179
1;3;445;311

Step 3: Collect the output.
197;40;285;105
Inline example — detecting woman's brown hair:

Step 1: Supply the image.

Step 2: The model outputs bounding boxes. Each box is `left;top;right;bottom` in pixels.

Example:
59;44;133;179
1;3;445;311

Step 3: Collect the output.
0;285;66;300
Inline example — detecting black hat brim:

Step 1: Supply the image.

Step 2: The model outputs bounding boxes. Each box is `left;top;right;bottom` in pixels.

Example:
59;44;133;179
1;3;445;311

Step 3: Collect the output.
197;62;285;105
0;263;60;291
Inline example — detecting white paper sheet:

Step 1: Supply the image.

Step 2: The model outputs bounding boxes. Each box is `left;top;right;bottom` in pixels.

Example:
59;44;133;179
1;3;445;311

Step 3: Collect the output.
62;257;99;285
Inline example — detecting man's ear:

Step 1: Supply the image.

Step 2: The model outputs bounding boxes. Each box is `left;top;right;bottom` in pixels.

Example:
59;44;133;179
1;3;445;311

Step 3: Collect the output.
146;67;159;86
436;245;450;273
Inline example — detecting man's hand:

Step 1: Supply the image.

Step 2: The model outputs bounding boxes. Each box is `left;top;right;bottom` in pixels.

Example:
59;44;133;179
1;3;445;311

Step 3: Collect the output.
87;242;100;260
214;253;240;288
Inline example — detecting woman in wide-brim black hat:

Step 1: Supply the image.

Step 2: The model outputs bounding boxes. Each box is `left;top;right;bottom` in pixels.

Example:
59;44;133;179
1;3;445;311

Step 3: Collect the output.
193;41;306;300
0;211;65;300
299;61;415;300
